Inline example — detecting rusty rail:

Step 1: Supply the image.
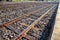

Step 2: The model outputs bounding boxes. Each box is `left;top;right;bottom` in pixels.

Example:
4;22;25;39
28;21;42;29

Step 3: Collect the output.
0;2;58;40
15;5;56;40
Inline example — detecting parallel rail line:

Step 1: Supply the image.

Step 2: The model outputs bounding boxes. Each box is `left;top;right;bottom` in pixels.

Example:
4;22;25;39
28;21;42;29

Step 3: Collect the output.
0;2;58;40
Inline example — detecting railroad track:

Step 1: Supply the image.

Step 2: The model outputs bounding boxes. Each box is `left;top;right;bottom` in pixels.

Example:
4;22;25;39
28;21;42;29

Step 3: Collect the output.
0;3;50;24
0;2;58;40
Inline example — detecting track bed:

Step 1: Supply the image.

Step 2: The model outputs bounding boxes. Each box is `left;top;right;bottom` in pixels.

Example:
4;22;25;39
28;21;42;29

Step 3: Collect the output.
0;2;59;40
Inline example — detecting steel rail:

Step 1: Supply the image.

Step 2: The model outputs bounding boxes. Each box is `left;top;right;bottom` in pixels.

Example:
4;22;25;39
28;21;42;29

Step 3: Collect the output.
15;5;56;40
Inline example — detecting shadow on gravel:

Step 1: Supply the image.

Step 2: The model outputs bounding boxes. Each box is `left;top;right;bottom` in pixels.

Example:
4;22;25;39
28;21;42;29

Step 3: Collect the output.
38;3;59;40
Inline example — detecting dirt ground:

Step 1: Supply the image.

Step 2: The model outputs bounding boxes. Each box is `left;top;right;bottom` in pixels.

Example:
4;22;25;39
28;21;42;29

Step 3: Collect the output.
51;4;60;40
